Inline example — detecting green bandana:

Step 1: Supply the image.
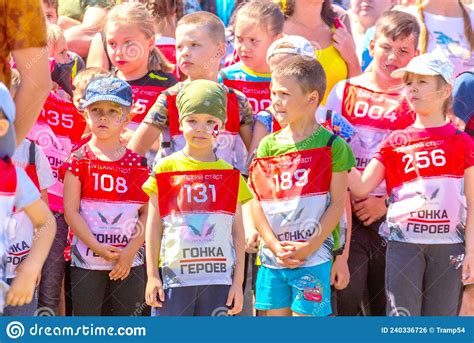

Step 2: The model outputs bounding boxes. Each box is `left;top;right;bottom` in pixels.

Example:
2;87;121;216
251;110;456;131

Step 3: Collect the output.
176;80;227;124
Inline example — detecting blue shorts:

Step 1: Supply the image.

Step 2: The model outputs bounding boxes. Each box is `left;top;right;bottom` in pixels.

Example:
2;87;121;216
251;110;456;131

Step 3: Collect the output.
152;284;231;316
255;262;332;316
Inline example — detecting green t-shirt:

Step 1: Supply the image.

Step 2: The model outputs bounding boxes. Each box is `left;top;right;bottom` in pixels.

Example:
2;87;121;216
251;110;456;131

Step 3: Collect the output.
257;125;355;172
256;125;355;254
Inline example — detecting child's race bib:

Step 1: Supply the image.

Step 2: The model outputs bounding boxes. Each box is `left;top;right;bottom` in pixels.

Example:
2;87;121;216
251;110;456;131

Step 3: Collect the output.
342;83;414;195
156;169;240;288
382;133;467;244
249;148;335;268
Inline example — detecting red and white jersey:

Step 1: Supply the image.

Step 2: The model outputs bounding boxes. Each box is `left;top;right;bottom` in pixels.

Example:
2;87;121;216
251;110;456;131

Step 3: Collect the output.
28;92;86;212
341;82;415;195
377;124;474;244
59;145;149;270
249;148;335;268
156;169;240;288
161;90;245;169
221;79;271;115
127;71;177;131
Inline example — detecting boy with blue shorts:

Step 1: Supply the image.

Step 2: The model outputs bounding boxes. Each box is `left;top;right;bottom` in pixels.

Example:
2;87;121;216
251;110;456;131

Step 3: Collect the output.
249;56;355;316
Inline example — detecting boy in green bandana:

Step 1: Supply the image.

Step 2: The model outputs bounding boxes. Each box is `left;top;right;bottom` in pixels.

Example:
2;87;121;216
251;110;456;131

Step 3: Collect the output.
143;80;253;316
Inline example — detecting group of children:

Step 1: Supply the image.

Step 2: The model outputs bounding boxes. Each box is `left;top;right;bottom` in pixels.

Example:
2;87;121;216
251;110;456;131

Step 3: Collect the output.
0;0;473;317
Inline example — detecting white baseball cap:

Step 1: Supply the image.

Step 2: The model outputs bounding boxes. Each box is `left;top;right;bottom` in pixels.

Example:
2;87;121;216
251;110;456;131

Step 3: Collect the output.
266;35;316;63
391;52;455;84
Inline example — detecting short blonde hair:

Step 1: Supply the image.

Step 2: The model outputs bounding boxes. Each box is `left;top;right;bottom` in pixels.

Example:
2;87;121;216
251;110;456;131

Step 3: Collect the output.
177;11;226;43
47;23;64;47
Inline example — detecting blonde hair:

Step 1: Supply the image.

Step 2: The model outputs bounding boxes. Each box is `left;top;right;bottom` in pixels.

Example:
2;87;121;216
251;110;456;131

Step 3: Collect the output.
417;0;474;54
47;23;64;47
105;3;174;73
73;67;111;93
235;0;284;37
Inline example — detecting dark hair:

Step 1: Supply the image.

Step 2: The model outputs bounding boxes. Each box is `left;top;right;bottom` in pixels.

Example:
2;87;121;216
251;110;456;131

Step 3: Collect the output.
374;10;420;48
177;11;226;43
145;0;183;19
235;0;284;37
272;55;326;105
274;0;336;28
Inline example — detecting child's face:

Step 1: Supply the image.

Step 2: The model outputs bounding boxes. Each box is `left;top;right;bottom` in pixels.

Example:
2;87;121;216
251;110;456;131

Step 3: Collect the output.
106;22;154;77
350;0;394;26
175;24;225;78
72;84;85;110
43;4;58;24
404;74;449;116
234;19;278;72
179;113;223;150
85;101;127;140
370;34;418;85
50;35;71;64
270;76;318;126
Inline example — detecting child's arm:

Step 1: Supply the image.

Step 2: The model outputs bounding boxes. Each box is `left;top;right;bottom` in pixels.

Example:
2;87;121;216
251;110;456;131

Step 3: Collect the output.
6;198;56;306
331;192;352;290
462;166;474;285
226;203;246;315
145;193;165;307
63;171;121;261
128;123;163;157
348;159;386;198
109;204;148;281
243;201;259;253
239;124;252;152
248;121;270;160
250;198;301;268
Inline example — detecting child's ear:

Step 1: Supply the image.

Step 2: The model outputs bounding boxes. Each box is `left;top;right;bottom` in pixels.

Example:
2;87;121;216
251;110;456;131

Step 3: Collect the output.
308;90;319;105
0;119;9;137
369;39;375;58
217;42;226;58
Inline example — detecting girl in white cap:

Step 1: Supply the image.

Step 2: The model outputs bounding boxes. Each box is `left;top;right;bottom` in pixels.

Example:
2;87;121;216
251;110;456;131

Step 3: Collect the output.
349;52;474;316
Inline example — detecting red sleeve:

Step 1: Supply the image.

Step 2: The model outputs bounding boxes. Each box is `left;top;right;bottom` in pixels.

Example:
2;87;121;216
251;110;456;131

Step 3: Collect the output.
58;151;83;182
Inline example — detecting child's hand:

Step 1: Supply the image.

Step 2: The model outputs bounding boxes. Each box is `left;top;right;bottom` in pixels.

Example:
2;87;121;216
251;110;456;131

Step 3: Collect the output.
462;253;474;285
15;261;41;287
6;260;41;306
330;255;350;290
97;244;121;261
109;247;135;281
145;276;165;307
277;241;311;267
332;23;357;67
270;241;304;268
120;128;135;145
352;196;387;226
245;228;260;253
226;282;243;315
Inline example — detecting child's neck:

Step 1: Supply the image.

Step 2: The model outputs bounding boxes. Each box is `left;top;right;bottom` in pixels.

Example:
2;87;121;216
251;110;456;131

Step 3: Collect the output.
282;112;319;142
182;145;217;163
155;17;176;39
242;62;271;75
369;71;404;93
413;111;447;129
187;70;219;82
117;67;149;82
89;135;125;161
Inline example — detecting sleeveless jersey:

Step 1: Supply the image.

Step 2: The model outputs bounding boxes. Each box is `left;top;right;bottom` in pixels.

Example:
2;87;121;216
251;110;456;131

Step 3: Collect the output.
59;145;149;270
156;169;240;288
28;92;86;212
379;125;473;244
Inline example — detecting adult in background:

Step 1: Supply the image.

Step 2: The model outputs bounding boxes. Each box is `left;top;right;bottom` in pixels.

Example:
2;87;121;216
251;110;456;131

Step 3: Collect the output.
0;0;51;156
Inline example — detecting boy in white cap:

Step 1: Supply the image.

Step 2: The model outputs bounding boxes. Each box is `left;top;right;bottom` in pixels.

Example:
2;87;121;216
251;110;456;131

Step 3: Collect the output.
0;82;56;314
349;52;474;316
